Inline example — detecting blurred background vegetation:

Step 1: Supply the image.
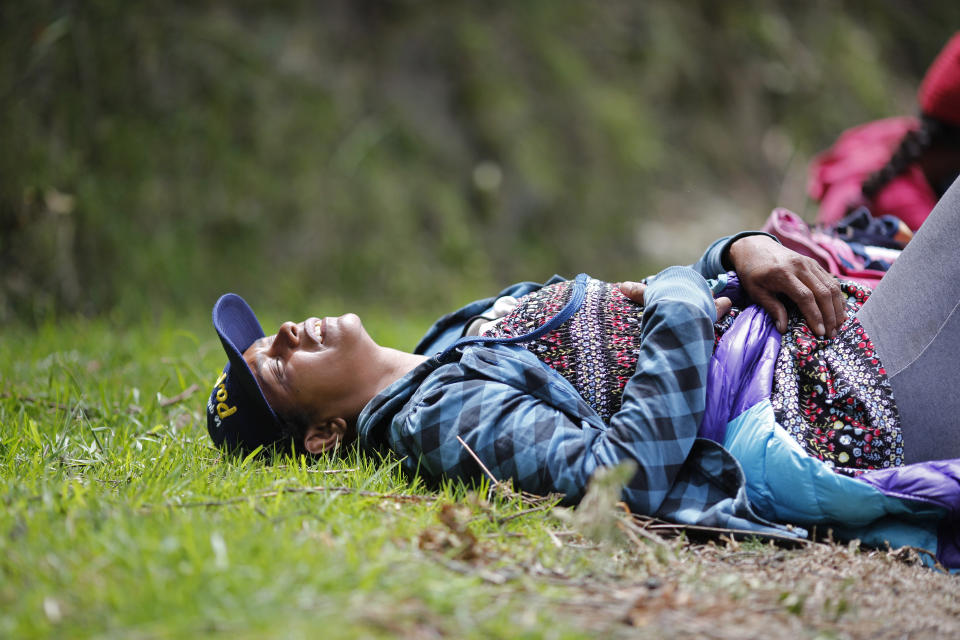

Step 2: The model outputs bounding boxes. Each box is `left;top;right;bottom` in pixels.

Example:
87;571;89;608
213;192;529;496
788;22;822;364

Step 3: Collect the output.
2;0;958;326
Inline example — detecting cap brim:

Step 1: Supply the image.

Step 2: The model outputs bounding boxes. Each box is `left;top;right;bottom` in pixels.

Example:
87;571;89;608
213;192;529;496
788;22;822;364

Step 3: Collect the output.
212;293;279;427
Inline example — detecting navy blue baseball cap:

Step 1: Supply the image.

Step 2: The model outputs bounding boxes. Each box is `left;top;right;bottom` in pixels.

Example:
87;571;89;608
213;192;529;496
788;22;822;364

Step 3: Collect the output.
207;293;284;453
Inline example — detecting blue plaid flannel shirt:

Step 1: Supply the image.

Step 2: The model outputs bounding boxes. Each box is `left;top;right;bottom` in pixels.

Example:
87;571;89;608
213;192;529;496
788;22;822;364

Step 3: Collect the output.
357;234;791;534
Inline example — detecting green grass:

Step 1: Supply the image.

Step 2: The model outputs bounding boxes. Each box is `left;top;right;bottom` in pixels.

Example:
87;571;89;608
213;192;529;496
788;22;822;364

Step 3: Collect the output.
0;314;628;638
4;315;958;639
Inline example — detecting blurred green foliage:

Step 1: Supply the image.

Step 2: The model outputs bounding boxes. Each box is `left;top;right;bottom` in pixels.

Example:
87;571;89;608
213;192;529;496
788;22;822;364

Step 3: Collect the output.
2;1;958;324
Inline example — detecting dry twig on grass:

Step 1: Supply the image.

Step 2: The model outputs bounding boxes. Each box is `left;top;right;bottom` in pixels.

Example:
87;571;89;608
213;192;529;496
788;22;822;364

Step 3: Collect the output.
153;485;438;511
158;384;199;407
456;435;561;509
456;435;502;501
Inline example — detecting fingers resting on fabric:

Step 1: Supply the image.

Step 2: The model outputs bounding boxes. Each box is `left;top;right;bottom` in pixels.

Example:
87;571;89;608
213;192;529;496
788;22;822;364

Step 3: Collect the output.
618;281;647;303
728;235;847;337
619;281;730;323
714;296;732;320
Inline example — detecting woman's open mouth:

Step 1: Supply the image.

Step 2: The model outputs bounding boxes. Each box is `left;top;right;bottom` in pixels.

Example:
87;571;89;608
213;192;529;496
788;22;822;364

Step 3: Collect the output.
305;317;324;345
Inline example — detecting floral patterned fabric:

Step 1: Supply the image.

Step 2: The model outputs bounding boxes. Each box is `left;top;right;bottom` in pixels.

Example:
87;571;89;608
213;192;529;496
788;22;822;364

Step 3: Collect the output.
768;281;902;475
486;276;902;476
481;278;644;423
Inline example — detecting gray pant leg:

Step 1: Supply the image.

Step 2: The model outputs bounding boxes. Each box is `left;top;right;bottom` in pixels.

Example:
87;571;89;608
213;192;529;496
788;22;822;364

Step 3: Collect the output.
857;177;960;463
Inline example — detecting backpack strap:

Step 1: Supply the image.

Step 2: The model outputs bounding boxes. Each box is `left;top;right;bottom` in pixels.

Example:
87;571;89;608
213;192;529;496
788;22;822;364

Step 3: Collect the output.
435;273;590;361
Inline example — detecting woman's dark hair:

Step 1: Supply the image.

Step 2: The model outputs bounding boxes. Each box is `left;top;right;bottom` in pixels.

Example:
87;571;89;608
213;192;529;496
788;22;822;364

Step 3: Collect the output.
275;411;311;457
862;115;960;201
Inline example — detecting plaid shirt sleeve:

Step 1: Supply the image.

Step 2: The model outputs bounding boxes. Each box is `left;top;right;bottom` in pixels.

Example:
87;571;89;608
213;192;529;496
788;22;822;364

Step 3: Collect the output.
690;231;780;278
388;266;718;516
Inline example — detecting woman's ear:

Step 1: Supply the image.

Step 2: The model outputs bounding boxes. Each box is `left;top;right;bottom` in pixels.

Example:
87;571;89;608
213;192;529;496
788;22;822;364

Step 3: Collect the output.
302;418;348;455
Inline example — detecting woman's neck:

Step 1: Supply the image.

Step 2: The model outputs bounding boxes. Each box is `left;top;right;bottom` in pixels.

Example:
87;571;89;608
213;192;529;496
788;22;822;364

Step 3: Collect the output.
369;348;428;402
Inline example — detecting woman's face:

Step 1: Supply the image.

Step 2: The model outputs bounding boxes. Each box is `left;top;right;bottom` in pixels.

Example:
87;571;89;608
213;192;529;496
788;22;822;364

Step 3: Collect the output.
242;313;379;425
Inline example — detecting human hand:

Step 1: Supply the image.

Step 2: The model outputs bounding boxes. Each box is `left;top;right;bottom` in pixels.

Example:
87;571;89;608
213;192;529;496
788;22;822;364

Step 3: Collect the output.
714;296;732;320
619;282;732;320
727;235;847;336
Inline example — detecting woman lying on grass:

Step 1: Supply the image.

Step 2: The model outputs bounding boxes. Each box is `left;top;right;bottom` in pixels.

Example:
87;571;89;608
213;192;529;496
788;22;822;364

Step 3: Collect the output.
207;178;960;569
